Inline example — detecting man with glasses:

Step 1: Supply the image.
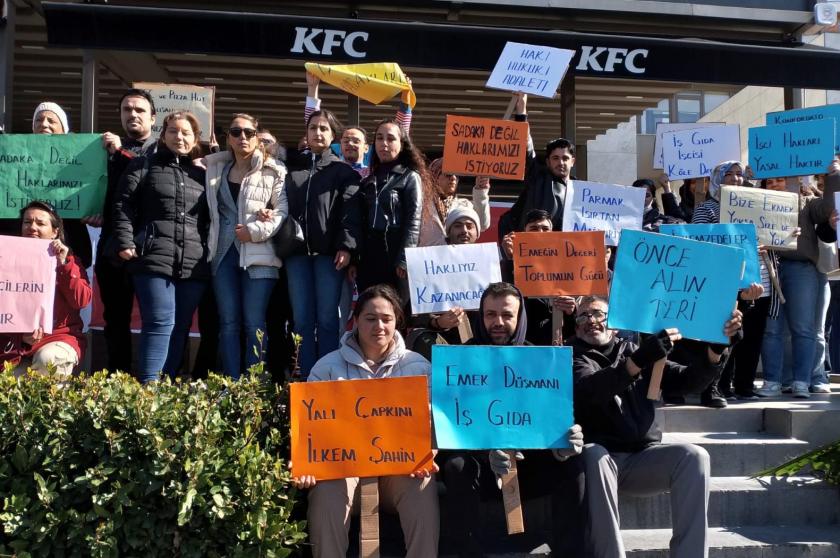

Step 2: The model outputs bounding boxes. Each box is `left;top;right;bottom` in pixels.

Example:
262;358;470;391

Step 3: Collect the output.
570;296;742;557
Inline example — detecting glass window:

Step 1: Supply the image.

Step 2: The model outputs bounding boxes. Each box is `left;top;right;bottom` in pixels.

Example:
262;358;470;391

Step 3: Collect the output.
677;93;701;123
703;92;730;114
641;99;670;134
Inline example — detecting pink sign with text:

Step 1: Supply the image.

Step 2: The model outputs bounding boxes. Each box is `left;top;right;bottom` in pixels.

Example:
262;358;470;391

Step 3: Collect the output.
0;236;56;333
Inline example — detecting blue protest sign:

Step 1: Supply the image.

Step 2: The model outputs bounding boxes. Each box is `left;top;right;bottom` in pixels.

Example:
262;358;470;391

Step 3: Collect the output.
659;223;760;289
767;104;840;153
431;345;573;450
608;230;741;344
749;120;835;179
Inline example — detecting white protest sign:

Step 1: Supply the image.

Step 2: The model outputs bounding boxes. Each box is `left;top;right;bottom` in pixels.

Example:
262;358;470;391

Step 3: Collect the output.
406;243;502;315
133;82;215;142
662;125;741;180
486;42;575;98
561;181;646;246
720;185;799;250
652;122;723;169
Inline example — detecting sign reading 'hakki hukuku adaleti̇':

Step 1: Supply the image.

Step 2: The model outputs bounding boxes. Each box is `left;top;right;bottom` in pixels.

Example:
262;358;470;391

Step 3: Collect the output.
0;133;107;219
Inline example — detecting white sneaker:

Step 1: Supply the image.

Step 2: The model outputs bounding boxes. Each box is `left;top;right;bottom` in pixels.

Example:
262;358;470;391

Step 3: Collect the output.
756;381;782;397
792;381;811;399
810;383;832;394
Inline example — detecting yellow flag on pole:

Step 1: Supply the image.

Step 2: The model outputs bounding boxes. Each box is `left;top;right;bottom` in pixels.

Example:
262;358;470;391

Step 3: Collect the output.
304;62;416;108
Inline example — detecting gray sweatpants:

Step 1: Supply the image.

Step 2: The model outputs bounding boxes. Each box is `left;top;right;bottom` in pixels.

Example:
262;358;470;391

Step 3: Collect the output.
582;442;710;558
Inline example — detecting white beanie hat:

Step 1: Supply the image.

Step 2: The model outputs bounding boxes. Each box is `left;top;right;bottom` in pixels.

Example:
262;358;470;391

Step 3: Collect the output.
33;102;69;133
444;204;481;239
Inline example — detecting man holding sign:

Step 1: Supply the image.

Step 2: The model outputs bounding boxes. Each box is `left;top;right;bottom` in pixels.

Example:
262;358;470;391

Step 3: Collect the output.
437;282;587;557
571;296;741;557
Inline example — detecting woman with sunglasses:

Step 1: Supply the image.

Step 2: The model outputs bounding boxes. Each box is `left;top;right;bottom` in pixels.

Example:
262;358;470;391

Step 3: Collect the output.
204;114;287;379
418;158;491;247
112;111;210;383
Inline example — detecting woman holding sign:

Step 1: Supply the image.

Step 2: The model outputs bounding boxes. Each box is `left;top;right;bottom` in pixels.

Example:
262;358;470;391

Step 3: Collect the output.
356;119;428;294
1;201;92;378
112;111;210;383
294;284;439;558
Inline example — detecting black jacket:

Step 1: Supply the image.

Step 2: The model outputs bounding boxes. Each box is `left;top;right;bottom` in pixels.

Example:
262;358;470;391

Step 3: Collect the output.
286;150;361;257
361;164;423;266
112;146;210;280
570;336;721;453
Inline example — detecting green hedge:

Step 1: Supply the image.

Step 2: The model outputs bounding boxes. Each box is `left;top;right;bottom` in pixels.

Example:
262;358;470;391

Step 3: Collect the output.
0;368;306;557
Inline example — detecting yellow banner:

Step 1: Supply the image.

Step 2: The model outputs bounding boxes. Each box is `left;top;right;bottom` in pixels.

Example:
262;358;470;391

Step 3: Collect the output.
304;62;416;108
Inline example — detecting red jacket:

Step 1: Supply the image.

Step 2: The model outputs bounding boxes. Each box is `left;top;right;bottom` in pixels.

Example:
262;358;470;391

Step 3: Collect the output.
0;255;92;366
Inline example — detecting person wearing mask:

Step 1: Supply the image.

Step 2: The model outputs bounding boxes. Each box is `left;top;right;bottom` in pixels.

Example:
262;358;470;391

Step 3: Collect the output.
572;296;742;557
97;89;158;373
632;178;684;232
112;112;210;383
284;109;361;378
500;93;573;237
756;168;838;398
205;114;287;379
438;282;586;557
292;284;438;558
418;158;491;247
356;119;426;293
1;201;93;378
691;161;766;405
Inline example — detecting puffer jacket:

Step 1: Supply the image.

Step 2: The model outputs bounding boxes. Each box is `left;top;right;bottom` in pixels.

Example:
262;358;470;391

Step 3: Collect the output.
286;150;362;257
205;150;288;268
361;164;423;265
308;330;430;382
112;146;210;280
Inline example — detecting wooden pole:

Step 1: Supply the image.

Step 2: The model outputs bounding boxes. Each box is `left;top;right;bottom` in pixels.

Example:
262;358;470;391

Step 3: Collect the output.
502;95;518;120
457;317;474;344
646;358;667;401
359;478;380;558
500;452;525;534
552;301;564;346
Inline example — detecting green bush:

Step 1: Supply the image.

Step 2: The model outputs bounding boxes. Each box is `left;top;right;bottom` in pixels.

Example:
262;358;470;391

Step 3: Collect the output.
0;368;306;557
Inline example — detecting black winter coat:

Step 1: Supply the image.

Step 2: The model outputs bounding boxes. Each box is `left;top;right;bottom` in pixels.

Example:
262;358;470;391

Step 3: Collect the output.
286;150;361;257
112;146;210;280
570;336;721;453
361;164;423;266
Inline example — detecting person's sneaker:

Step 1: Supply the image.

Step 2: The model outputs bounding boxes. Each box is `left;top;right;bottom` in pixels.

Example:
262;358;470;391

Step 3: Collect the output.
792;381;811;399
810;383;832;394
781;384;793;394
756;381;782;398
701;385;728;408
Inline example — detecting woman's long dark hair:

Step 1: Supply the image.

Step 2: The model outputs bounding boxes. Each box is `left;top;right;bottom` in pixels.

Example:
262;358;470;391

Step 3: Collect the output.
353;284;405;331
19;200;66;244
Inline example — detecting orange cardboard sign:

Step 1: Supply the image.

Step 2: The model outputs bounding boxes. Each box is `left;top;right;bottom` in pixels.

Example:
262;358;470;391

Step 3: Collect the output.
442;114;528;180
290;376;433;481
513;231;609;297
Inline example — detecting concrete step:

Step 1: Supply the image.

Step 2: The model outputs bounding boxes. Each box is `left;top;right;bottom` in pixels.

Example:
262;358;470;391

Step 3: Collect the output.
624;525;840;557
661;432;809;476
765;406;840;446
656;405;765;433
620;476;840;530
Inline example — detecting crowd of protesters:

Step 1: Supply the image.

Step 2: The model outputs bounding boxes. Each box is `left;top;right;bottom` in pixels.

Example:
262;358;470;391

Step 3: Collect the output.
1;77;839;557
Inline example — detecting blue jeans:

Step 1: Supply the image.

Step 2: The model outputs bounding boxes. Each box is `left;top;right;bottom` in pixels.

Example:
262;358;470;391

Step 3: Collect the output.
212;248;276;379
133;273;207;383
761;259;820;386
812;271;830;386
285;254;344;377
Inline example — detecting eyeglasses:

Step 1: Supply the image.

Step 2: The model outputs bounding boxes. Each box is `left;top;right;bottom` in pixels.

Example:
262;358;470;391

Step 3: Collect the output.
229;127;257;139
575;310;608;324
259;137;275;146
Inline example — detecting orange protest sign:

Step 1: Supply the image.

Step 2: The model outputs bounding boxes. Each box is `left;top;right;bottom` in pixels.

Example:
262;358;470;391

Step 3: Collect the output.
290;376;433;481
513;231;609;297
442;114;528;180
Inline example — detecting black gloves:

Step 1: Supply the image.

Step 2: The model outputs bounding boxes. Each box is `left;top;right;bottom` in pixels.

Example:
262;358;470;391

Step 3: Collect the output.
631;330;674;369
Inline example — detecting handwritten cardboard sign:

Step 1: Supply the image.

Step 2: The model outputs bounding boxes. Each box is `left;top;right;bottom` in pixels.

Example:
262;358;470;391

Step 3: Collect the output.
0;134;107;219
512;231;609;297
767;103;840;153
431;345;573;450
607;230;741;344
653;122;723;169
0;236;57;334
405;243;502;315
304;62;416;107
561;180;646;246
662;125;741;180
485;41;575;98
660;223;760;289
290;376;433;481
748;120;835;178
133;82;215;142
441;115;528;180
719;186;799;250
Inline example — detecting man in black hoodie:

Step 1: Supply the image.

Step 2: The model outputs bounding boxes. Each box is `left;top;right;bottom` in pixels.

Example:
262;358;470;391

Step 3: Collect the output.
570;296;741;557
438;282;586;557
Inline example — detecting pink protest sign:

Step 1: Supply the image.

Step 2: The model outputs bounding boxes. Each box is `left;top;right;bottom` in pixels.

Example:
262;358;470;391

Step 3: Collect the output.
0;236;56;333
